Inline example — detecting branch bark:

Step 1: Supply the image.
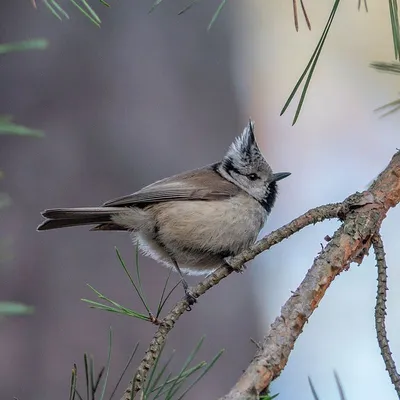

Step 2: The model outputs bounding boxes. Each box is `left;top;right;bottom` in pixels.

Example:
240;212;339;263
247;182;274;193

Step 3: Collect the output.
373;233;400;397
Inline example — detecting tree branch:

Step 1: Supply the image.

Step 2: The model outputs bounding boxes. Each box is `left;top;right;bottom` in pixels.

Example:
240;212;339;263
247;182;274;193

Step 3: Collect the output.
372;233;400;397
220;150;400;400
121;150;400;400
120;203;342;399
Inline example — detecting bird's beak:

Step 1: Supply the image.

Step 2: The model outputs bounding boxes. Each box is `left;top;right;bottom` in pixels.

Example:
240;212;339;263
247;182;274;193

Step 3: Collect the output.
271;172;291;182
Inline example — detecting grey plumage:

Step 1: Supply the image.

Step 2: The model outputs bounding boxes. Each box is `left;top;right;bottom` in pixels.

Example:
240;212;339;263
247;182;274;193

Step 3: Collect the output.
38;120;290;303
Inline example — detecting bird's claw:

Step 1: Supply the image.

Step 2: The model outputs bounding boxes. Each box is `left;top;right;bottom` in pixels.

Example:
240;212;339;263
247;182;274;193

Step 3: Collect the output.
184;289;197;311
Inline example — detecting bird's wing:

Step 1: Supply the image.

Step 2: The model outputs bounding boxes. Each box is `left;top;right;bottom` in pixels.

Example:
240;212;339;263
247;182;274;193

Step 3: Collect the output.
103;165;239;207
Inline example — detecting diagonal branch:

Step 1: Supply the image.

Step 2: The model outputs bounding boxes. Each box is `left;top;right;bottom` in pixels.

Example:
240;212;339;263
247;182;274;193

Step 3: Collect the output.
220;150;400;400
372;233;400;397
120;204;342;399
121;150;400;400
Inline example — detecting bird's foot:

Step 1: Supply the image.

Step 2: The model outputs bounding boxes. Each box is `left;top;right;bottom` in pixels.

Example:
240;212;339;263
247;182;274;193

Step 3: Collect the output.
184;288;197;311
180;278;197;310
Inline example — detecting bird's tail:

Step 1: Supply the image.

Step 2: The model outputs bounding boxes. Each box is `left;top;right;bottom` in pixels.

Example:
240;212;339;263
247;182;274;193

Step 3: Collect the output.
37;207;125;231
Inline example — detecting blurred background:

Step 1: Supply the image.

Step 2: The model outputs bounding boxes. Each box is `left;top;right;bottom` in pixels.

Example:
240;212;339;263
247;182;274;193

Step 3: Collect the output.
0;1;400;399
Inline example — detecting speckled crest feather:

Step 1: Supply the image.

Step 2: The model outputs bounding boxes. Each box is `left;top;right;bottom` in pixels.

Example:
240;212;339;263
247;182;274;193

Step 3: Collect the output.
222;119;272;175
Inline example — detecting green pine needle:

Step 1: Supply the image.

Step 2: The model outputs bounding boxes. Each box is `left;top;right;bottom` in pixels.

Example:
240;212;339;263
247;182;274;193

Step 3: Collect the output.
281;0;341;125
375;98;400;118
93;366;105;394
156;268;173;318
0;115;43;137
389;0;400;59
152;366;204;399
43;0;70;20
82;284;150;321
178;0;200;16
149;0;165;14
89;356;95;400
0;301;34;316
43;0;63;20
162;363;206;399
142;336;224;399
69;0;101;26
370;61;400;74
208;0;227;31
151;373;173;399
358;0;368;12
69;352;106;400
83;248;178;322
134;243;148;310
42;0;101;26
146;349;176;395
0;39;48;54
175;349;224;400
115;247;152;317
51;0;71;18
70;336;223;400
144;342;168;396
334;371;347;400
156;269;181;319
98;327;112;400
308;372;347;400
109;342;140;400
0;193;11;210
83;354;90;400
370;61;400;117
69;364;78;400
259;394;279;400
308;376;320;400
164;336;205;399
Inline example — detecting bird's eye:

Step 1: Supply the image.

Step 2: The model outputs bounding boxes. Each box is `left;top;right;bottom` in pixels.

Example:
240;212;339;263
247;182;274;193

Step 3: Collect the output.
247;173;259;181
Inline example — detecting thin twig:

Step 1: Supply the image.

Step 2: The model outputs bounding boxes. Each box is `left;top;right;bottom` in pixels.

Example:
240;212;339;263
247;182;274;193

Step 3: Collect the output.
119;204;342;399
372;233;400;397
293;0;299;31
300;0;311;30
292;1;311;32
358;0;368;12
333;371;347;400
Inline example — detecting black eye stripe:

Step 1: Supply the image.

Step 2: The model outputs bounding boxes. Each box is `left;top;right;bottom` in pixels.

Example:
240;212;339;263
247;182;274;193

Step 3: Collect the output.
222;157;241;176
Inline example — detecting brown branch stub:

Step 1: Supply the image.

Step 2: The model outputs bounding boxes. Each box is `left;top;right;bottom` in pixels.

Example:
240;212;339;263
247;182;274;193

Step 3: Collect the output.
120;203;342;399
372;233;400;397
292;0;311;31
220;151;400;400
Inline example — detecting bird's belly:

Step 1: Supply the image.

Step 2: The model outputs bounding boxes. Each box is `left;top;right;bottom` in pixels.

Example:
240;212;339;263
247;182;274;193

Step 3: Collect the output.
138;195;267;275
135;233;230;275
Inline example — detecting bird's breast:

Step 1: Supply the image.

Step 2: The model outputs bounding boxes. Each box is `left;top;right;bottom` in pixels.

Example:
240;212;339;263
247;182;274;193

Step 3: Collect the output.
150;193;268;257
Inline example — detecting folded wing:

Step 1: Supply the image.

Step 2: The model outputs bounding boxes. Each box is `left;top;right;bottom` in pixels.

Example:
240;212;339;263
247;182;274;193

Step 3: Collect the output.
103;164;239;207
38;164;240;232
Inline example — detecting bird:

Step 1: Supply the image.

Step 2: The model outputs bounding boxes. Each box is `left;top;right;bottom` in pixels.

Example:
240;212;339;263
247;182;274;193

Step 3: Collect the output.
37;120;290;304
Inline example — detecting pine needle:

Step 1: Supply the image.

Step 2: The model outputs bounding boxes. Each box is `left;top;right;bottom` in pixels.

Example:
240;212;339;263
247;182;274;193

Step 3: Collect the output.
208;0;227;31
281;0;341;125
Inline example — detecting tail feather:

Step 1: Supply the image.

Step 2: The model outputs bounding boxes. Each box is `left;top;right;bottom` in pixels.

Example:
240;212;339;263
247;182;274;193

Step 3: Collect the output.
37;207;123;231
90;223;129;231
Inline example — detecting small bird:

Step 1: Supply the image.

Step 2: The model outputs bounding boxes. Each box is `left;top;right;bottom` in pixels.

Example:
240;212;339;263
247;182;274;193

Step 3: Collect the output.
38;120;290;304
